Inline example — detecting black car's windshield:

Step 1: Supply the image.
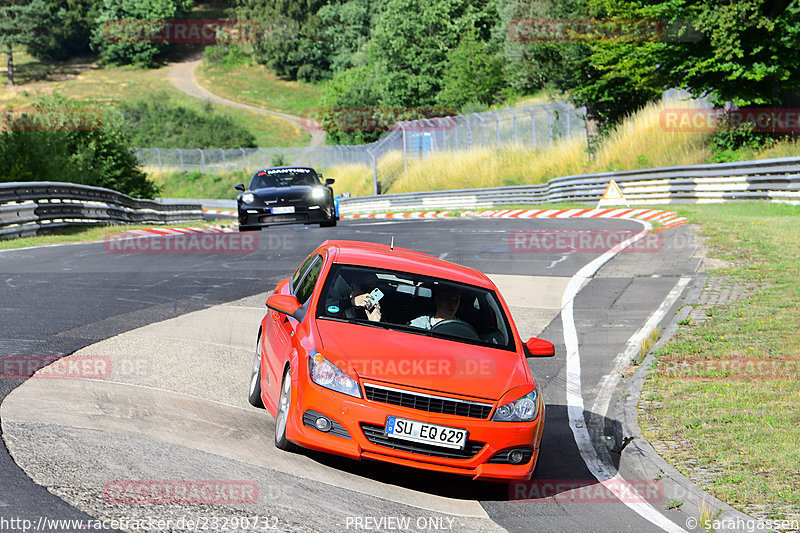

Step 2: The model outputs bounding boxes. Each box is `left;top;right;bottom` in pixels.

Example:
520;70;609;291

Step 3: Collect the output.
317;264;515;351
249;168;320;189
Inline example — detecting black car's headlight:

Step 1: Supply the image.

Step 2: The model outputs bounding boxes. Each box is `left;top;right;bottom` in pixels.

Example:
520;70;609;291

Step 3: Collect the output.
492;390;539;422
241;192;255;204
311;187;325;200
309;352;361;398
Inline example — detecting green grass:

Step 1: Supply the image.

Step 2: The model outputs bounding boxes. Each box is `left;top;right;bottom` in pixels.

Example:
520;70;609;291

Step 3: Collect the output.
0;222;223;251
0;53;308;147
196;61;323;117
150;170;250;199
641;203;800;522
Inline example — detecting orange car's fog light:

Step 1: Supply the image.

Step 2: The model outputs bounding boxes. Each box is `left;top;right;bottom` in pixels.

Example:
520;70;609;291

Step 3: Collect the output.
488;447;533;465
302;410;352;439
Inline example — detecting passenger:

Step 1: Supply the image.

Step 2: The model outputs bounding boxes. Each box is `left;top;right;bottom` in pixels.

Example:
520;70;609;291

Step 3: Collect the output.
347;272;382;322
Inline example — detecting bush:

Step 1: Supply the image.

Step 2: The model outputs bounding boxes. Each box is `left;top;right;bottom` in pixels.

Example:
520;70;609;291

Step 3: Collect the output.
0;95;159;198
117;95;257;149
203;43;251;67
91;0;192;66
708;120;778;163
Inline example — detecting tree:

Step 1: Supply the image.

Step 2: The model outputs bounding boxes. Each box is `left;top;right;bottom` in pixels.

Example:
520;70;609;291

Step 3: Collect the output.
317;0;383;73
232;0;330;81
369;0;498;108
592;0;800;107
91;0;193;66
0;95;159;198
437;30;506;111
28;0;102;61
0;0;57;87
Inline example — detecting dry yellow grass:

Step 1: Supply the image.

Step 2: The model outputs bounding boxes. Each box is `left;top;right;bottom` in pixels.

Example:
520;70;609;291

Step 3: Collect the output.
324;99;724;197
594;100;713;171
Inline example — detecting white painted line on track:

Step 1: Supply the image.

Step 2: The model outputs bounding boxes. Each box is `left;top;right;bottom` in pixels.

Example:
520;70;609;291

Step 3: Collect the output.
589;276;692;422
561;222;687;533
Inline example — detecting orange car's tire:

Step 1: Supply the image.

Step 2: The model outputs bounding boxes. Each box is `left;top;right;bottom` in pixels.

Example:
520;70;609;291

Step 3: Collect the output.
247;333;265;408
274;366;297;452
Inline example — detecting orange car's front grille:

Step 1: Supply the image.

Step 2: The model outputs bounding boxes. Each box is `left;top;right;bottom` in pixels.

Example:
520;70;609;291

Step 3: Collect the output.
360;423;485;459
364;383;494;419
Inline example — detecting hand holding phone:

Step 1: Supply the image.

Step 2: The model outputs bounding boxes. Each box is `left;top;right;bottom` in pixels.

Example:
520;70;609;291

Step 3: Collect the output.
363;288;384;311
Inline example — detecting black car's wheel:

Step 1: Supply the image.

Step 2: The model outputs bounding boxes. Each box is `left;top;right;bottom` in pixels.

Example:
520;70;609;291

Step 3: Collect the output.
248;332;265;408
274;366;297;451
319;219;337;228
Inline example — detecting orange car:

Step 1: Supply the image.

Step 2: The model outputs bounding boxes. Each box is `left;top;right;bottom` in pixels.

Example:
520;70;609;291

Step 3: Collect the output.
247;240;555;481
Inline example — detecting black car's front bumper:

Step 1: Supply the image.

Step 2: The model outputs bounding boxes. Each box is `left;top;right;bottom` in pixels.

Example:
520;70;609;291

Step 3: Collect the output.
238;204;337;230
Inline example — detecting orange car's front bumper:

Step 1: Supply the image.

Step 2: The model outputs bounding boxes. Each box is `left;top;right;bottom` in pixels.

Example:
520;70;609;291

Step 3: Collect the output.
284;371;545;481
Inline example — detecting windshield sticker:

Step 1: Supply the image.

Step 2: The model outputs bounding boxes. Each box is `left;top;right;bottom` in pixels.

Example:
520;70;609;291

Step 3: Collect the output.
266;168;311;174
327;305;340;313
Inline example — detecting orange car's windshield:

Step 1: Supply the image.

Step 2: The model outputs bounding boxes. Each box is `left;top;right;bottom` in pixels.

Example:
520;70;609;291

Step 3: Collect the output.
317;264;515;351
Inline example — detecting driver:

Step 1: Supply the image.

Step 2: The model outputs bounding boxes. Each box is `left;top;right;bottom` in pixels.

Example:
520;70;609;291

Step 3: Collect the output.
409;285;461;330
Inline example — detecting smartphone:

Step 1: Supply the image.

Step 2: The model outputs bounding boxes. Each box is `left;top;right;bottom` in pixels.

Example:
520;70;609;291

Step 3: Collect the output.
364;288;384;311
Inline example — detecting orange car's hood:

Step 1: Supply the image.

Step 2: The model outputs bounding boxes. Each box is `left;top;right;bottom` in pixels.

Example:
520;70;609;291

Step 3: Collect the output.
315;319;529;401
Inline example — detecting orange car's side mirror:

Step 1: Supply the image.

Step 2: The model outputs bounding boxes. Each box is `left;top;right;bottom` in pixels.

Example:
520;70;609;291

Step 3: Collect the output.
266;294;303;320
524;337;555;357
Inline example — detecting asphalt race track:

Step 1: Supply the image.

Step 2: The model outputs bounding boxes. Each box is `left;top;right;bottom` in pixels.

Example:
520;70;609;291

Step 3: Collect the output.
0;217;702;532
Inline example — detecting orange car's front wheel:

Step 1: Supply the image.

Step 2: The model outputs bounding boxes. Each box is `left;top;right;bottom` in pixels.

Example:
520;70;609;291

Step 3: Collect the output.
275;366;297;452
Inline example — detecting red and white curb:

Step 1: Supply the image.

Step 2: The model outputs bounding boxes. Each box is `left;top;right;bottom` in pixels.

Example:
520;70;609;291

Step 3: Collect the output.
345;208;687;232
203;209;237;217
113;224;237;238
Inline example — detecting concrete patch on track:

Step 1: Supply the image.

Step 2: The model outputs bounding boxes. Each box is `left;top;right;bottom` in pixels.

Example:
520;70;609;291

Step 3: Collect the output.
2;290;539;531
487;274;573;342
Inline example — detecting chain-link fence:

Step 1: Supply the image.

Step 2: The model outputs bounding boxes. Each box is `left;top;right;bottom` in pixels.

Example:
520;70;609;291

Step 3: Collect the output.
135;101;586;182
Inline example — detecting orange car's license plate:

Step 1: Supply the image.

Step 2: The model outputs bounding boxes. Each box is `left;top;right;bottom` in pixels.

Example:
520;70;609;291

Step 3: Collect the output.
385;416;467;450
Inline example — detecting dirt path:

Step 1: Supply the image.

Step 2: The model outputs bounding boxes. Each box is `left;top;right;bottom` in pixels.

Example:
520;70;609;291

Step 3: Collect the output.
166;56;326;148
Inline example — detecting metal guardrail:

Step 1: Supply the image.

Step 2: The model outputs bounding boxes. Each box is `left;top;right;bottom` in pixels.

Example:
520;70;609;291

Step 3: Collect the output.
0;182;203;240
338;156;800;213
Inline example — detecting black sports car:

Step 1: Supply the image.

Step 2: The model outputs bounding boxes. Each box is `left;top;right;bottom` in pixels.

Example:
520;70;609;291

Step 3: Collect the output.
235;166;338;230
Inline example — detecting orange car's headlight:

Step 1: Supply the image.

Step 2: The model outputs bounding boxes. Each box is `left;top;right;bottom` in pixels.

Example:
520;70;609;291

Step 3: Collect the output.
492;390;539;422
309;352;361;398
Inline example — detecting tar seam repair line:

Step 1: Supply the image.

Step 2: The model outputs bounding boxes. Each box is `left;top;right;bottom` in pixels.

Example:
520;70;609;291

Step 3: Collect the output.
561;220;687;533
